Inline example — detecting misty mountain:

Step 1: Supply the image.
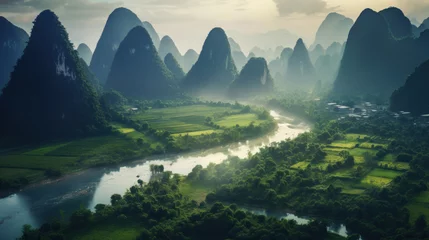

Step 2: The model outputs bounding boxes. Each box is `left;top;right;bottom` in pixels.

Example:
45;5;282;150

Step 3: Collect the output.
183;27;237;95
334;8;429;98
232;51;247;72
285;39;316;89
0;17;29;91
315;54;340;86
183;49;199;73
0;10;106;141
390;59;429;115
250;46;267;58
247;52;255;60
417;17;429;35
280;48;293;67
142;21;160;49
105;26;177;99
158;35;182;67
164;53;185;81
269;47;293;83
77;43;92;65
379;7;413;39
310;44;325;65
228;37;242;52
229;57;274;98
326;42;342;56
90;7;142;84
313;12;354;48
228;37;247;70
228;29;298;54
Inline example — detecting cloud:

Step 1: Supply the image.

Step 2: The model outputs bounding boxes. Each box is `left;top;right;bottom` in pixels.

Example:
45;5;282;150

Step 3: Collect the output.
0;0;121;16
272;0;338;16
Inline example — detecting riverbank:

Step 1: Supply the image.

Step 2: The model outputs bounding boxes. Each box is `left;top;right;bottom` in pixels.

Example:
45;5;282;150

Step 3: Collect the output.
0;110;310;240
0;109;277;198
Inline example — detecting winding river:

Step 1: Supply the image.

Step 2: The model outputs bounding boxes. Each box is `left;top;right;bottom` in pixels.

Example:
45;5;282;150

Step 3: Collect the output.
0;110;327;239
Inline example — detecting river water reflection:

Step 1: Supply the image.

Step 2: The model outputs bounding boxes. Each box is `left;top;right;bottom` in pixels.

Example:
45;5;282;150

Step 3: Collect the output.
0;111;311;239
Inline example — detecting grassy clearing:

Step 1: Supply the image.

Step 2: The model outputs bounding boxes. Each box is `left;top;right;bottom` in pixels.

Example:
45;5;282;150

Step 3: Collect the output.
407;192;429;221
69;223;141;240
367;168;402;179
330;168;355;179
342;188;366;195
324;154;343;163
324;147;348;153
291;161;309;170
329;142;357;149
313;163;330;170
0;168;45;181
349;148;377;156
22;143;71;156
360;175;392;187
0;155;77;171
179;181;212;202
131;105;233;135
407;191;429;222
378;161;410;171
327;233;347;240
215;114;262;128
0;134;143;190
354;156;365;164
330;179;366;195
131;105;263;136
172;130;222;137
407;203;429;223
46;135;133;157
382;154;396;162
345;134;369;141
359;142;387;149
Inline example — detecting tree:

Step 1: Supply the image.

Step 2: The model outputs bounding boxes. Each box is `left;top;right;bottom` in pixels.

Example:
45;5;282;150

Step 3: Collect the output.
100;90;127;108
344;156;355;167
137;179;144;187
110;193;122;205
415;215;427;231
339;150;350;160
70;208;92;229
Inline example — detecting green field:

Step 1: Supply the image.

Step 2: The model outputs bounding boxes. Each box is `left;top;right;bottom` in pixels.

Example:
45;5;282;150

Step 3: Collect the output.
358;168;401;188
179;181;213;202
0;168;45;181
0;134;142;188
291;161;310;170
130;105;266;136
378;161;410;171
345;134;369;141
215;113;263;128
172;130;221;137
131;105;234;134
329;142;357;149
69;223;141;240
407;191;429;222
367;168;402;179
1;104;273;190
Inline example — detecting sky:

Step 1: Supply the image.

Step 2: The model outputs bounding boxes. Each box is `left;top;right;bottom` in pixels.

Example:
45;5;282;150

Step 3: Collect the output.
1;0;429;54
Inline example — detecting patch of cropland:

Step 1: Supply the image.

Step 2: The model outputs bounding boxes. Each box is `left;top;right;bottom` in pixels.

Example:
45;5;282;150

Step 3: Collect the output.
130;105;267;136
0;103;274;192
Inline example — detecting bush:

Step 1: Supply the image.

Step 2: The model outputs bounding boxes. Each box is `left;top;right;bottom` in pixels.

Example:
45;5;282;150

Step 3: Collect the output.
397;153;413;162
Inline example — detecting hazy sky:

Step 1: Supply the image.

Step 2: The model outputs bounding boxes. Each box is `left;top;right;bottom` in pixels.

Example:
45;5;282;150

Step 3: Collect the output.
1;0;429;53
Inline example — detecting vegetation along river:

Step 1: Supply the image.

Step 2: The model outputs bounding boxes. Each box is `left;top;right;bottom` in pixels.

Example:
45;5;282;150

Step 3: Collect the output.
0;110;323;239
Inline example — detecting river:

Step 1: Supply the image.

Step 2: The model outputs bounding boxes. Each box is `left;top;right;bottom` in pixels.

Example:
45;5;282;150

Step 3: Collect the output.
0;110;314;240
